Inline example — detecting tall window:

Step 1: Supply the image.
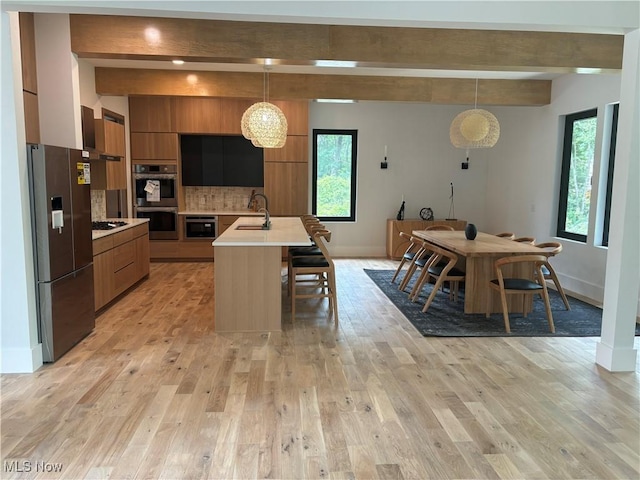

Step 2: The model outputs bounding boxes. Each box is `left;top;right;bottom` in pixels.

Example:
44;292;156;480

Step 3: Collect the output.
602;103;619;246
557;109;597;242
312;129;358;221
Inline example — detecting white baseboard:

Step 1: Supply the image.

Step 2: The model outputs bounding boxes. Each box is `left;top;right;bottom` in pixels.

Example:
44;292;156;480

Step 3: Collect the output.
0;345;43;373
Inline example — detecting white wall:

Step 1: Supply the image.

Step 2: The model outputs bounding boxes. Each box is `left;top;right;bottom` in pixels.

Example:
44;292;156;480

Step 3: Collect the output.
310;102;492;257
1;11;42;373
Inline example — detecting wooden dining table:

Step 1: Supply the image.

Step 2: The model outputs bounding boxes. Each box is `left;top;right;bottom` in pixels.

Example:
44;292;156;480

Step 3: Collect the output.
411;230;550;314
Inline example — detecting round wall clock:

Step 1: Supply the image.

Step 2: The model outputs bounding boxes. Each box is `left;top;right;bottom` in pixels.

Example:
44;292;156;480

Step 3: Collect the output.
420;207;434;221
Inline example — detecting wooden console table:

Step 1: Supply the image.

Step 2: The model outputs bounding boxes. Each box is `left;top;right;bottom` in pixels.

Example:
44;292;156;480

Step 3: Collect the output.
386;219;467;260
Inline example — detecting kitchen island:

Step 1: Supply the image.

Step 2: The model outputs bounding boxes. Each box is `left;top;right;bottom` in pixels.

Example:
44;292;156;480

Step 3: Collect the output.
212;216;312;332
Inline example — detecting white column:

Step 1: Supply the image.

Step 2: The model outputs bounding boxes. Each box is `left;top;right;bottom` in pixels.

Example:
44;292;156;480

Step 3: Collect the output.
596;29;640;372
0;11;43;373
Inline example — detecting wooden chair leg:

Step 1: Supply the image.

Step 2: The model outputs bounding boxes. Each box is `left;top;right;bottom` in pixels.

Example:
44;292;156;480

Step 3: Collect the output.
548;268;571;310
421;275;447;313
391;259;407;283
540;286;555;333
329;272;339;325
291;270;297;320
499;289;511;333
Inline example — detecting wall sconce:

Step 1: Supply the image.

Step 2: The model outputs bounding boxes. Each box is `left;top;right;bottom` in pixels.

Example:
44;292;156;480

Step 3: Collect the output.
381;145;388;169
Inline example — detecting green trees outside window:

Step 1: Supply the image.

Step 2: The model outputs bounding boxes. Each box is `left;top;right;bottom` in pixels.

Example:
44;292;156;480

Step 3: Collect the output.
557;109;597;242
312;130;357;221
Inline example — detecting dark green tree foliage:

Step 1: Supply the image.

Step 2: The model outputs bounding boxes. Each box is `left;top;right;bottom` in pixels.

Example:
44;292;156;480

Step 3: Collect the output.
316;134;353;217
566;117;597;235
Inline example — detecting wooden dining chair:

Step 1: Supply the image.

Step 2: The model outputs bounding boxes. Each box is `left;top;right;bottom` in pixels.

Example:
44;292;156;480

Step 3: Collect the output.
513;236;536;244
391;232;423;283
407;243;465;313
495;232;515;240
290;229;338;324
535;241;571;310
409;244;465;312
287;222;326;294
486;254;555;333
397;225;453;291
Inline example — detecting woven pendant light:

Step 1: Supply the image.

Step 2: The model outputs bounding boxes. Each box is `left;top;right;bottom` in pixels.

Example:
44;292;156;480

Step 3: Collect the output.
241;67;287;148
450;79;500;149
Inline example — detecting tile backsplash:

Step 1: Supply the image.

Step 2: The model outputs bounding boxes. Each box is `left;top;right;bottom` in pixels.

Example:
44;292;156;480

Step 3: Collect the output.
184;186;264;211
91;190;106;220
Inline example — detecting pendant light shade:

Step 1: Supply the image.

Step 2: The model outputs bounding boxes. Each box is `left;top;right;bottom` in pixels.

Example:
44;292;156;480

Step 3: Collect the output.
241;67;287;148
449;79;500;150
449;108;500;148
241;102;288;148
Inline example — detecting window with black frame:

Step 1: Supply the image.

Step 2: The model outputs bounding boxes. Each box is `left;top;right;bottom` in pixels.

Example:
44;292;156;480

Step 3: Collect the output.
602;103;619;247
312;129;358;222
557;109;598;242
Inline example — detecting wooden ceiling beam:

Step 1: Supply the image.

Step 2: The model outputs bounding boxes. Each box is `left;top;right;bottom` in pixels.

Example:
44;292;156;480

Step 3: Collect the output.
70;14;623;73
95;68;551;106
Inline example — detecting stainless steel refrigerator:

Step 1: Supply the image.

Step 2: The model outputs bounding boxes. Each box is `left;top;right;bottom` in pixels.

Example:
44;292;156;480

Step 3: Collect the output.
27;144;95;362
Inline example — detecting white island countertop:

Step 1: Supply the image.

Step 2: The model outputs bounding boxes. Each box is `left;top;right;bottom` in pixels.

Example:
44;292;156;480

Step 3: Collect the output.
213;216;312;247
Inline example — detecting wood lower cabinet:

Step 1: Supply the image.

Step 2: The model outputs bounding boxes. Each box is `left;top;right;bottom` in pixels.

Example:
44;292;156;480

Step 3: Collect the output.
92;223;150;311
218;215;239;235
386;218;468;260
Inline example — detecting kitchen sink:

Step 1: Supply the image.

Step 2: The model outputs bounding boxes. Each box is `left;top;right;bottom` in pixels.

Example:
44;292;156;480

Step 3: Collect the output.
235;224;269;230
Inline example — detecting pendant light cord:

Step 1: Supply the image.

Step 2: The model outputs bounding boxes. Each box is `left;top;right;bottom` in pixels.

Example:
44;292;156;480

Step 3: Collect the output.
474;78;478;109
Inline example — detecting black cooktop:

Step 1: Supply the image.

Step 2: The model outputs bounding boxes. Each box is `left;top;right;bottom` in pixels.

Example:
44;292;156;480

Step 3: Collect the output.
92;221;128;230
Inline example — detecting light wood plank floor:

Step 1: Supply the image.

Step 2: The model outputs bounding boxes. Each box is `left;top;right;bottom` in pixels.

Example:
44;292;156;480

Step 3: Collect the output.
2;259;639;479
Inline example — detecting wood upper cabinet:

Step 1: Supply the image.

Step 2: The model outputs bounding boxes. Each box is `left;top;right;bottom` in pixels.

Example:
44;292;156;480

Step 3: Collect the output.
19;13;38;94
91;158;127;190
264;162;308;216
129;96;172;132
172;97;222;133
23;91;40;145
220;98;256;134
95;118;126;157
270;100;309;135
93;109;127;190
20;13;40;144
264;136;308;163
130;132;178;161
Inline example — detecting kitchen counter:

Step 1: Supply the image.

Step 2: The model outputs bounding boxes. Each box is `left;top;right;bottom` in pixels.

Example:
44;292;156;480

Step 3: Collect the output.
213;216;312;332
213;216;312;247
92;218;150;240
179;210;264;216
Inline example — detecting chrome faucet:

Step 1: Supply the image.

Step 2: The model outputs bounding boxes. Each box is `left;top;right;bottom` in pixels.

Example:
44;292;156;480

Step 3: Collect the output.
249;192;271;229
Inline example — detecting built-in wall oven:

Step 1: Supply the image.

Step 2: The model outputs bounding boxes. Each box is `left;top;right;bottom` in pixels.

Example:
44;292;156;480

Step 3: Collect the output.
133;164;179;240
135;207;179;240
133;164;178;207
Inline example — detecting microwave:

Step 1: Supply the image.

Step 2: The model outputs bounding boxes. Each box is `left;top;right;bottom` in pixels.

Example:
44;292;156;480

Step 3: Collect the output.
184;216;217;239
133;164;178;207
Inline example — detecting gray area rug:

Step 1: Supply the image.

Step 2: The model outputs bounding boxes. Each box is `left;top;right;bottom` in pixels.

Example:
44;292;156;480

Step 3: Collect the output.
364;269;640;337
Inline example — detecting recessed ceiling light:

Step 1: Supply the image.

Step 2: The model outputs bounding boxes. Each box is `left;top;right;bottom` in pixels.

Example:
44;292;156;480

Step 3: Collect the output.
172;59;185;65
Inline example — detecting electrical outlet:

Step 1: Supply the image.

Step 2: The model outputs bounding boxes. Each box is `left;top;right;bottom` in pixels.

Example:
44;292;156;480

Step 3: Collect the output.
199;196;206;205
461;162;469;170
